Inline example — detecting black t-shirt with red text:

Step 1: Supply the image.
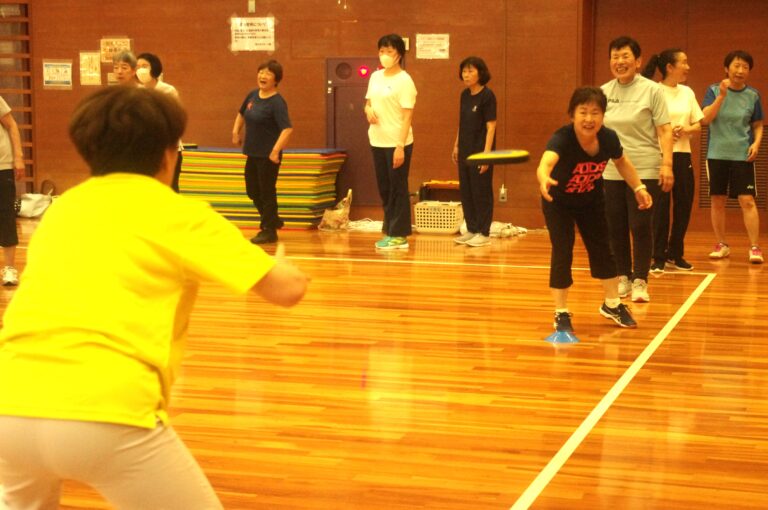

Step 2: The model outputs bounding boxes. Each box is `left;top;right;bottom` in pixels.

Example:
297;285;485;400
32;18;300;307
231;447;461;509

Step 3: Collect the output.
545;124;623;202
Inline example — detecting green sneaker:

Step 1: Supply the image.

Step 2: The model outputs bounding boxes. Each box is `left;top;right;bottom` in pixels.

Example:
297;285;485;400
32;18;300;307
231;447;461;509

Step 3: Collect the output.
375;236;409;250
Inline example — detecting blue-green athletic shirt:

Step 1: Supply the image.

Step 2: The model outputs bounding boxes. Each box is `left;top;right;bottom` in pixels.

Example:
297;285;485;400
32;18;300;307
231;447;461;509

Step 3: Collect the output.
702;84;763;161
238;91;292;158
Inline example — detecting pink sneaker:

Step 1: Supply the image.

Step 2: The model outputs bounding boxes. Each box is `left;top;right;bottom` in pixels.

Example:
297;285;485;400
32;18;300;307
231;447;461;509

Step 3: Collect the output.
708;242;730;259
749;246;764;264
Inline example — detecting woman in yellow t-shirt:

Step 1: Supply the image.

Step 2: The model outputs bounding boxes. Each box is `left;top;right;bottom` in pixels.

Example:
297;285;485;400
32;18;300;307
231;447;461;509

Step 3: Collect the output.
0;86;308;509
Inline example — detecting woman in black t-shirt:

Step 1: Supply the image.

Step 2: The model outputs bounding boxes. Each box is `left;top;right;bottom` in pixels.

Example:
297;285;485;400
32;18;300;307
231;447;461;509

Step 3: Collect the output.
451;56;497;247
536;87;651;334
232;60;293;245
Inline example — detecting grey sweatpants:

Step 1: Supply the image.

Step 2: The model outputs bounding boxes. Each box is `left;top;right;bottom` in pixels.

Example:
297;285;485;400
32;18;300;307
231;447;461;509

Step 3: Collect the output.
0;416;223;510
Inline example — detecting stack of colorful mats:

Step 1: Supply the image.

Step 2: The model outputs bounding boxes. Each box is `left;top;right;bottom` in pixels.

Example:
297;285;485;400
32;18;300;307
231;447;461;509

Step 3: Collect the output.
179;147;347;229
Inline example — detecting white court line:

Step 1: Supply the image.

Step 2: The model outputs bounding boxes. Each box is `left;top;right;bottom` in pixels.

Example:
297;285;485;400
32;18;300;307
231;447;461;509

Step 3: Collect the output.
290;255;713;276
289;255;551;271
509;272;717;510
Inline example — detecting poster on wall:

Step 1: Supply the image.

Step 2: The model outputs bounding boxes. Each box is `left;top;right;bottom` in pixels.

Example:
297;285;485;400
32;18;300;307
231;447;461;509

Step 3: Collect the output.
79;51;101;86
42;60;73;89
100;37;132;63
230;17;275;52
415;33;450;60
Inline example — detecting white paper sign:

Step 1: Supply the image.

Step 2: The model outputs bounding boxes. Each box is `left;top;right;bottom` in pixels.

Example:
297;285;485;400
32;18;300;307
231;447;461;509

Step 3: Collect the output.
416;33;450;60
79;52;101;86
43;60;73;89
100;37;132;64
231;17;275;52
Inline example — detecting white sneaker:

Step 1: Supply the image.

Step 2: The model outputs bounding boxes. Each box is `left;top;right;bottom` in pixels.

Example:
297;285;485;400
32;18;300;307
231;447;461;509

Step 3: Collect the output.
454;232;476;245
466;234;490;247
2;266;19;286
631;278;649;303
618;275;631;298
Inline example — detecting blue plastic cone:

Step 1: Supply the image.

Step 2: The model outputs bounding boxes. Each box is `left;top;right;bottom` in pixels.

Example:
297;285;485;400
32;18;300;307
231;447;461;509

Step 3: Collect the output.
544;330;580;344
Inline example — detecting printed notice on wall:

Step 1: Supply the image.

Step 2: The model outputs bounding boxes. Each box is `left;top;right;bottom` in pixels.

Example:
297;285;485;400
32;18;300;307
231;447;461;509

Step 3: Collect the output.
230;17;275;52
79;52;101;86
100;37;132;63
415;33;450;60
43;60;73;89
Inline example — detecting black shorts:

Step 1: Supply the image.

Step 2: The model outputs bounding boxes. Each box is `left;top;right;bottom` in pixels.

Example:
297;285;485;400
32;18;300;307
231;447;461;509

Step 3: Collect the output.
707;159;756;198
0;169;18;247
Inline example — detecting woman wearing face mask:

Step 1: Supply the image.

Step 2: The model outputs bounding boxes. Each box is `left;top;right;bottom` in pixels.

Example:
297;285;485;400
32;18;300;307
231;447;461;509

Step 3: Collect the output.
232;60;293;244
137;52;184;192
136;53;178;96
452;56;497;247
365;33;417;251
642;49;704;272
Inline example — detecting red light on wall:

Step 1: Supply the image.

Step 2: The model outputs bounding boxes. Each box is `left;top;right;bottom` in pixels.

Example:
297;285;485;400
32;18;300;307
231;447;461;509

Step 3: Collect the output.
358;65;370;78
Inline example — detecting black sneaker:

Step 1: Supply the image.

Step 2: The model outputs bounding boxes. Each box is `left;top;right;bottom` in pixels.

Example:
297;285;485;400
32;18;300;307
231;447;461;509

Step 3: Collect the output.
599;303;637;328
650;259;665;274
553;311;574;333
666;258;693;271
250;229;278;244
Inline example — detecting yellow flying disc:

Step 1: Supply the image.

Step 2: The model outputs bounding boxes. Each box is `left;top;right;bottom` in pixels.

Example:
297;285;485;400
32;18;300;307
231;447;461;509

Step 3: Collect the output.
466;149;529;165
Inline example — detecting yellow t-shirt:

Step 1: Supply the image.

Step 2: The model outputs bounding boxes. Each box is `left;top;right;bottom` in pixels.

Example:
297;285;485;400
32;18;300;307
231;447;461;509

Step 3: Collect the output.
0;173;275;428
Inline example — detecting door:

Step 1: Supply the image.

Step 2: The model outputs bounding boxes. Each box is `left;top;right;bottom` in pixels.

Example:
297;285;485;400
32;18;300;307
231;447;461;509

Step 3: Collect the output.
326;58;379;205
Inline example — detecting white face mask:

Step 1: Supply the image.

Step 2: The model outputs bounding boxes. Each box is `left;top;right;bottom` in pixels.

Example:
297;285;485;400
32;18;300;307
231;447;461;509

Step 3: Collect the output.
379;54;397;69
136;67;152;84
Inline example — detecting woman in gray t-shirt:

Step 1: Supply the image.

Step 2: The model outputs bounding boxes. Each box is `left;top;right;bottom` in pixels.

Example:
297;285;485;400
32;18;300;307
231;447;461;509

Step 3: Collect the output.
600;36;673;304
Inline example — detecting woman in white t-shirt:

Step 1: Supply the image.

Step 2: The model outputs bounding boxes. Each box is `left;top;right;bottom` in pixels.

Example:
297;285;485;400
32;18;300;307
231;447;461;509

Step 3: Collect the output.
643;49;704;272
364;33;417;251
137;52;185;192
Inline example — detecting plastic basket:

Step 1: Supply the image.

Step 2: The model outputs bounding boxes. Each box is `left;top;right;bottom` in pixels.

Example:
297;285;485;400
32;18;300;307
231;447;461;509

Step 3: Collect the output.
414;201;464;234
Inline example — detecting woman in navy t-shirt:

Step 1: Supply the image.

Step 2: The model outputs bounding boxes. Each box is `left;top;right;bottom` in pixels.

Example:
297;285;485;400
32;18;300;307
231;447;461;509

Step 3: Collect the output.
536;87;651;334
232;60;293;244
451;56;497;247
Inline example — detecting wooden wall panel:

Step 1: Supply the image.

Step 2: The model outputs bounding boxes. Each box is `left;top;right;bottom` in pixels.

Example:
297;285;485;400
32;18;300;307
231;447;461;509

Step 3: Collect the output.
593;0;768;231
504;0;584;226
30;1;587;228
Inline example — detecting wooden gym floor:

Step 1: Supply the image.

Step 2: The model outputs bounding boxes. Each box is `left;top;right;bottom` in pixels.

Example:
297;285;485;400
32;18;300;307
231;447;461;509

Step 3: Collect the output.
1;219;766;509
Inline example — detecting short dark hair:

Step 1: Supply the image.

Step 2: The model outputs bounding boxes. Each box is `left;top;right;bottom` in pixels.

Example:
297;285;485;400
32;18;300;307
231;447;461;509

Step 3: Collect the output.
724;50;753;70
377;33;407;67
137;52;163;79
642;48;683;80
458;56;491;85
608;36;641;59
567;86;607;116
258;59;283;84
69;87;186;177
